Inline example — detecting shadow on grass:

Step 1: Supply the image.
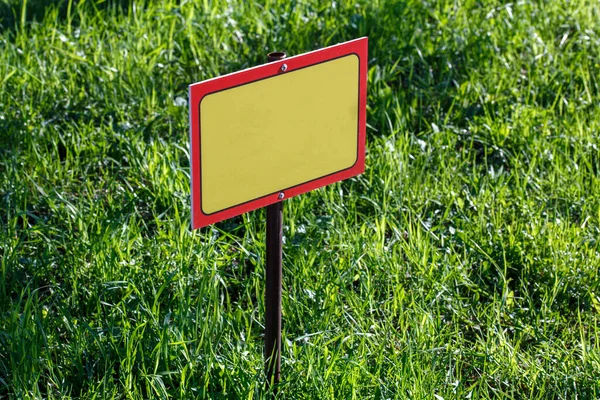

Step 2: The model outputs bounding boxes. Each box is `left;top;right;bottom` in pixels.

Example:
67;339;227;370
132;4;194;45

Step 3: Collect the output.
0;0;131;32
0;0;66;30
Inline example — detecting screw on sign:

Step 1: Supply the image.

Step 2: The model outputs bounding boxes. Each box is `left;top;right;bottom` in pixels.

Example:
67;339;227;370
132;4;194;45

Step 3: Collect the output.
188;37;368;391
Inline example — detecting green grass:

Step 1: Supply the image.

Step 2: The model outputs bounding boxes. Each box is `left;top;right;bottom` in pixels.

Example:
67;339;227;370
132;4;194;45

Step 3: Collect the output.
1;0;600;398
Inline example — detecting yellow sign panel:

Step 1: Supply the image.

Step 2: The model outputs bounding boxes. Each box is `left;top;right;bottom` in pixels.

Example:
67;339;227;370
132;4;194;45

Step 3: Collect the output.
189;37;368;228
200;55;359;214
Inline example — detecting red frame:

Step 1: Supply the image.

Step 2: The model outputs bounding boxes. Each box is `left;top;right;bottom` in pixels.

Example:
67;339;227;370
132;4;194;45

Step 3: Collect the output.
189;37;368;229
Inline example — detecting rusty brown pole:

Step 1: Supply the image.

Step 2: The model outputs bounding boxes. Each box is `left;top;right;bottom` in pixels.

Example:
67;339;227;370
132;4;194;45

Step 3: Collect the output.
264;51;286;392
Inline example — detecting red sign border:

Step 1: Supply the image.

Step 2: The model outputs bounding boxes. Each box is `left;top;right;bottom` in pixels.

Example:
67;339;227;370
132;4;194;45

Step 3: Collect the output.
189;37;368;229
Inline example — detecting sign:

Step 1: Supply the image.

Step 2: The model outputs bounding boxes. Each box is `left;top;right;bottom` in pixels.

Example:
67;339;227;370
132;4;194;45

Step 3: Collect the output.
189;37;368;229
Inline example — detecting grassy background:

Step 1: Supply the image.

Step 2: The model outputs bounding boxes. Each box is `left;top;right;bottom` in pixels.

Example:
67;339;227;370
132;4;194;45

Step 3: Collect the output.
1;0;600;398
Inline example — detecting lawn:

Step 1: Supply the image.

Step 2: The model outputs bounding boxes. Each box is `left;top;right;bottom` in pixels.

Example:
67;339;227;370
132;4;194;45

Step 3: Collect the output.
1;0;600;398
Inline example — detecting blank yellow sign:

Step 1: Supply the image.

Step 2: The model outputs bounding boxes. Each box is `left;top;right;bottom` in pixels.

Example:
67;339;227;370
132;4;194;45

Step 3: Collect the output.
200;54;359;214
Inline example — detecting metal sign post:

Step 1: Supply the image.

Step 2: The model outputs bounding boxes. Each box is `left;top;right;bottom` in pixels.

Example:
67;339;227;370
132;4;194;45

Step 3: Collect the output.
187;37;368;394
265;201;283;389
264;51;286;392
